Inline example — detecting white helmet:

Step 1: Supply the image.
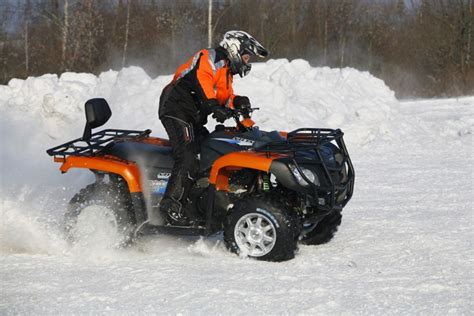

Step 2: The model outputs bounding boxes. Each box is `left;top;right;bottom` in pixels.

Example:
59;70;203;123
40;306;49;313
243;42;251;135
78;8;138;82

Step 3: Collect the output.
219;30;268;77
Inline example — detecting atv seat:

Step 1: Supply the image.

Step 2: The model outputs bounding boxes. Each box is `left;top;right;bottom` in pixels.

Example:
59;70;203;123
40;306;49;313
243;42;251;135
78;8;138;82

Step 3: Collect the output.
104;141;174;169
83;98;112;141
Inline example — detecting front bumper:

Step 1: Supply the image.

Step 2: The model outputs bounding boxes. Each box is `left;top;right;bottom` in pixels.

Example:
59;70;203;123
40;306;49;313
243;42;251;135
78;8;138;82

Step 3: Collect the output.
266;128;355;212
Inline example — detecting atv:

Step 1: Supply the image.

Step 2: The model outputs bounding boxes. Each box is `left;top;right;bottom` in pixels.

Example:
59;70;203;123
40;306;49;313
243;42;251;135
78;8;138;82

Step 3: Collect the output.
47;98;354;261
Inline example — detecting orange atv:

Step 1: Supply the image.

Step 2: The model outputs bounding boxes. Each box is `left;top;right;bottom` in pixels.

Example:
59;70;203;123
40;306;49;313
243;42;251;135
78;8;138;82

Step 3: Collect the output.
47;98;354;261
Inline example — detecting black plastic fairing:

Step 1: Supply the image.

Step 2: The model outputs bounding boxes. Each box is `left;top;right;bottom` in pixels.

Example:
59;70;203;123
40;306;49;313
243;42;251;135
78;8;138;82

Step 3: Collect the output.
130;192;147;224
104;141;174;169
199;127;286;172
270;160;311;194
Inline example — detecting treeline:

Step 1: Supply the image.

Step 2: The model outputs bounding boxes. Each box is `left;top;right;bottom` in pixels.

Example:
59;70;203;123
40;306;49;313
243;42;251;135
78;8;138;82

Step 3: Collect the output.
0;0;472;98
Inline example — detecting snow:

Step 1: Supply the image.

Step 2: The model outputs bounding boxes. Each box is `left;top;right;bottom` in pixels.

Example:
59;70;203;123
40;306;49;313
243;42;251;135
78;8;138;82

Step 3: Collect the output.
1;59;473;314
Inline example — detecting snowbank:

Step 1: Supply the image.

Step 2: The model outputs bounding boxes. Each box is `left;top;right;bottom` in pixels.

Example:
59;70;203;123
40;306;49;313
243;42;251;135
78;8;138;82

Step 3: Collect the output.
0;59;401;145
236;59;400;145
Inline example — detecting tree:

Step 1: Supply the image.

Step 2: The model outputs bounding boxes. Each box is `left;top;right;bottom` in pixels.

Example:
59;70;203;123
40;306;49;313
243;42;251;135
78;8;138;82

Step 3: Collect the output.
122;0;131;68
60;0;69;72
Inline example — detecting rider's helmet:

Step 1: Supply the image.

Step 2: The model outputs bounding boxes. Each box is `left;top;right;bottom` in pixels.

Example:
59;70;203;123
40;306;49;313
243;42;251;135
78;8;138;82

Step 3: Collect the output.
219;30;268;77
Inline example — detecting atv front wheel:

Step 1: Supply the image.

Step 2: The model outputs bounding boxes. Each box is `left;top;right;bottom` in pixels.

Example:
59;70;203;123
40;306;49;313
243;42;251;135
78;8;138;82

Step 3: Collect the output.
224;195;298;262
299;210;342;245
65;181;134;246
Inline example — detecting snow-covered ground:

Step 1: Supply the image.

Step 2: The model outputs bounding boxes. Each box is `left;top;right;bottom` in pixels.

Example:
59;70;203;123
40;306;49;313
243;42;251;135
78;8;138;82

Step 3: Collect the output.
0;59;472;314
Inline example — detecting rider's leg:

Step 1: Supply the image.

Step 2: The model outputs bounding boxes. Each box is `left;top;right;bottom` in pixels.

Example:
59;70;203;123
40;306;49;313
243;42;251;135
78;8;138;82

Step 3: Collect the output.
157;115;198;226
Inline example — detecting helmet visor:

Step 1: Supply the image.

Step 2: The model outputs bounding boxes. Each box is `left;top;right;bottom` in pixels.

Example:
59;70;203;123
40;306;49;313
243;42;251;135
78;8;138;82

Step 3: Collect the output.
242;37;268;58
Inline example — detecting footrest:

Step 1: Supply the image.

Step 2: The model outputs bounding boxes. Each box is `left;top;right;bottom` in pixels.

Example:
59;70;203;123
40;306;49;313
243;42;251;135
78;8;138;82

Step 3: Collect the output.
136;223;208;236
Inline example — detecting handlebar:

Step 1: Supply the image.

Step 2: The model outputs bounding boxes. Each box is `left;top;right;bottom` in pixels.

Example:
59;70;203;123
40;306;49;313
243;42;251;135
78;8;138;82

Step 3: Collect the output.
230;106;260;119
228;106;259;131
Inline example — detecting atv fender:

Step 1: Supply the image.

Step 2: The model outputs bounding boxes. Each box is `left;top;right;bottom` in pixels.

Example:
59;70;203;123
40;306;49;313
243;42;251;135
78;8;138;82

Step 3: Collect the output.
58;155;142;192
209;151;284;191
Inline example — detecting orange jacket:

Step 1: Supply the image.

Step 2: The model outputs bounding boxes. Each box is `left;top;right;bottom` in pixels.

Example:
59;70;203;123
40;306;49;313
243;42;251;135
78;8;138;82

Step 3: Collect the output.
172;48;236;109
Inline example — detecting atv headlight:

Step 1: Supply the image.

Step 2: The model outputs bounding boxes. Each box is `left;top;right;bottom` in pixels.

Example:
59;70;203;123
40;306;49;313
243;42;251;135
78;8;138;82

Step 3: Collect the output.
289;165;319;186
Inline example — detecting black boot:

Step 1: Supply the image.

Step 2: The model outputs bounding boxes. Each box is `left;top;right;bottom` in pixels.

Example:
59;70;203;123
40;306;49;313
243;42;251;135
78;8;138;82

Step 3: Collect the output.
160;198;192;226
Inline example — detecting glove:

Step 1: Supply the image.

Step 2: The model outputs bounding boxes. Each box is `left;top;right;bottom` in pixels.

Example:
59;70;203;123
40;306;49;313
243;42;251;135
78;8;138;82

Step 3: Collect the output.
233;95;251;110
202;98;219;115
211;106;231;123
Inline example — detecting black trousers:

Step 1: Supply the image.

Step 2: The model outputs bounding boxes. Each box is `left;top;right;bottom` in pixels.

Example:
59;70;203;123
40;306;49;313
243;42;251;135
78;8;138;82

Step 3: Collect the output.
158;84;208;215
160;115;199;211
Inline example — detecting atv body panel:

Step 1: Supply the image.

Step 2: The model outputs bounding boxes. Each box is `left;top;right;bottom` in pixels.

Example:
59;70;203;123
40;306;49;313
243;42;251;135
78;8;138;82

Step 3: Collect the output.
200;125;286;171
105;141;173;169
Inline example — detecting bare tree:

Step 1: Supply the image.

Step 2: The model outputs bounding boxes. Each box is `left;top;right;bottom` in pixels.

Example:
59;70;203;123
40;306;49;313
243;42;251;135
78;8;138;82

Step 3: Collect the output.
85;0;94;70
60;0;69;72
122;0;131;68
467;0;472;67
208;0;213;47
23;0;30;77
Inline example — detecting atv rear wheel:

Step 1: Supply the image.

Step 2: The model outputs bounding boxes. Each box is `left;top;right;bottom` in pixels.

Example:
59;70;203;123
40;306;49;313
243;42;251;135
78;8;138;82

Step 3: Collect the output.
224;195;298;262
299;210;342;245
65;181;134;246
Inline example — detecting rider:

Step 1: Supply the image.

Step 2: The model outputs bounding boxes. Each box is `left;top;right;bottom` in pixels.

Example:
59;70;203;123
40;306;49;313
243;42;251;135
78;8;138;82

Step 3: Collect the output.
154;30;268;226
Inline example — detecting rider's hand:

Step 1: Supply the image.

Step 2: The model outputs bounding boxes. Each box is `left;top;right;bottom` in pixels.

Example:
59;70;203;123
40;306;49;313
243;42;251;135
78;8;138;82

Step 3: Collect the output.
233;96;251;110
211;106;231;123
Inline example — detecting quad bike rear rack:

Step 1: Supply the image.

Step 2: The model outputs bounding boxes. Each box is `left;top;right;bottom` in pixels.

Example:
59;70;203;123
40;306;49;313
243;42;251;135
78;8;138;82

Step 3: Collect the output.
256;128;355;211
46;129;151;159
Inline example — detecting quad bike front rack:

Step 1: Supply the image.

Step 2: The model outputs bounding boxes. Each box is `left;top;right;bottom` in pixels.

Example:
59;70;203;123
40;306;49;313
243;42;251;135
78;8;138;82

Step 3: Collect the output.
256;128;355;212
